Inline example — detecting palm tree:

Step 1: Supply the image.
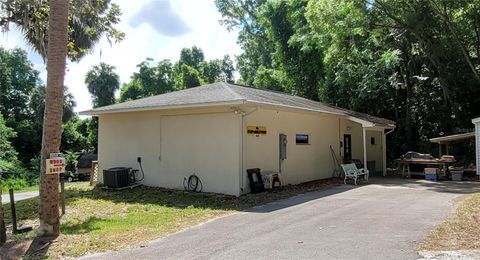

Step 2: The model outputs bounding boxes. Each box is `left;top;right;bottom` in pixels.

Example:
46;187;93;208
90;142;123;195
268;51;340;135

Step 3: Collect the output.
0;0;124;61
0;0;123;237
38;0;69;236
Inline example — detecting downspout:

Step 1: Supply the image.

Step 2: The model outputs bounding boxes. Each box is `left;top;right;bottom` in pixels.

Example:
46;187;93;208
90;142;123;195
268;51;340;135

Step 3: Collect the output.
239;106;258;195
363;127;367;171
383;126;396;176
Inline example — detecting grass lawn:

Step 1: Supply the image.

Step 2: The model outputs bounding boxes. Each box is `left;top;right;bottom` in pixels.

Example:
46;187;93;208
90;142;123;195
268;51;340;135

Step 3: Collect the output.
2;179;340;259
420;192;480;250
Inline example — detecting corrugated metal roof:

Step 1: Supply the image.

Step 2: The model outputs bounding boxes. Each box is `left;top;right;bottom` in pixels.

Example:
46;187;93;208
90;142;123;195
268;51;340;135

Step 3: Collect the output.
80;82;395;127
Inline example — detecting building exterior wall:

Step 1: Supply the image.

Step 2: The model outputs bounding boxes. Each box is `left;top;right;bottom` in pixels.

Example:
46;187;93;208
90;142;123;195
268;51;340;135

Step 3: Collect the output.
98;108;242;195
97;104;389;196
365;130;384;172
339;118;364;162
242;107;342;191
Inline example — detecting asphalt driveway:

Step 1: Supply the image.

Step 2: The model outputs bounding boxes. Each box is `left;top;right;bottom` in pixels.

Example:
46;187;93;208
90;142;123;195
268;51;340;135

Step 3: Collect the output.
82;178;480;260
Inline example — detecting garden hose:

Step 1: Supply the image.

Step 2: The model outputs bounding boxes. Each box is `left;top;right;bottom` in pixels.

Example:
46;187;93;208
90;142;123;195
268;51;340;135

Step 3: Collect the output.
183;174;203;192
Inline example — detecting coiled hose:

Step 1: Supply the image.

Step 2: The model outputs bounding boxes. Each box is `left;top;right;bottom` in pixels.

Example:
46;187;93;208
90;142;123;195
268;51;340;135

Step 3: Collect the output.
183;174;203;192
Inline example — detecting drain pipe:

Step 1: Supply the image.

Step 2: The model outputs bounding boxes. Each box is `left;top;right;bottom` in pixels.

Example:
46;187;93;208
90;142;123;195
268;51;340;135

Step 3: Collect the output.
236;106;258;195
383;126;396;176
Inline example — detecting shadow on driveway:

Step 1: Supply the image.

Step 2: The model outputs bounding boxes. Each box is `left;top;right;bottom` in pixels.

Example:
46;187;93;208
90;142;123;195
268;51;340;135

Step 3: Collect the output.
368;176;480;194
245;185;357;213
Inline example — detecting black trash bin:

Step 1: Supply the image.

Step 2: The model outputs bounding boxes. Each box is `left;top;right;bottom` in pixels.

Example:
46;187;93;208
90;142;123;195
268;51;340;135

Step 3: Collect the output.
367;161;376;176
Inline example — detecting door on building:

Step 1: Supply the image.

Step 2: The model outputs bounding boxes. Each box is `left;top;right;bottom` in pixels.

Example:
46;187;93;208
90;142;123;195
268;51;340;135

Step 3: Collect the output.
344;134;352;161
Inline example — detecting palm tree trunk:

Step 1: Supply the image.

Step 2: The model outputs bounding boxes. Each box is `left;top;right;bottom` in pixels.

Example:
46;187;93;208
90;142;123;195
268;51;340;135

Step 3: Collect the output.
39;0;69;236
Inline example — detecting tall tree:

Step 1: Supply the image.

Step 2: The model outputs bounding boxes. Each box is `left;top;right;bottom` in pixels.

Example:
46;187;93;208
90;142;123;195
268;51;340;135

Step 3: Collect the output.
179;46;205;70
0;0;124;61
0;47;43;163
0;47;41;124
215;0;272;85
84;63;119;154
0;112;15;245
221;55;235;83
0;0;124;237
178;64;203;88
85;63;120;108
38;0;69;236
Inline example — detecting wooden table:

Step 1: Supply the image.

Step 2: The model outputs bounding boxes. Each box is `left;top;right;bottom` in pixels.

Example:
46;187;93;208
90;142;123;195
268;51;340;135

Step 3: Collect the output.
396;159;454;178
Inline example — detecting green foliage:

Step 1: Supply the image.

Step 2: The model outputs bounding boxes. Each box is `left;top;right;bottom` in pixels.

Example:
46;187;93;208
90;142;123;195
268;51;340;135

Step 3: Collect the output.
216;0;480;160
0;47;40;123
200;55;235;84
63;151;80;173
0;112;17;162
119;59;175;102
120;48;236;101
85;63;120;108
179;64;204;89
0;159;37;186
179;46;205;70
253;66;290;92
29;85;77;124
0;0;124;61
2;178;29;191
220;55;235;83
120;80;144;102
201;59;223;83
61;117;93;154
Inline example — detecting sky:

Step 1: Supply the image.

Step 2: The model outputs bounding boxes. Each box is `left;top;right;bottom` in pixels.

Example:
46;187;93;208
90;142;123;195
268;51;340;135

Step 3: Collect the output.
0;0;242;114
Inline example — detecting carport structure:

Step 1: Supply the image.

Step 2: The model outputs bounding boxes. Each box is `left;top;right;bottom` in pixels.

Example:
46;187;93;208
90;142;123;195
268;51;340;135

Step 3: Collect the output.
429;132;475;156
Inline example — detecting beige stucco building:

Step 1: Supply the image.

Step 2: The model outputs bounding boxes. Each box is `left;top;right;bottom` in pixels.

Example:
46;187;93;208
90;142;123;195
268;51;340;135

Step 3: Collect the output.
81;83;395;196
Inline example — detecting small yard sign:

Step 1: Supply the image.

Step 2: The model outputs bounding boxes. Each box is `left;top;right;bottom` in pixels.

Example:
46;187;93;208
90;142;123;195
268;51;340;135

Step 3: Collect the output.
46;156;65;175
247;126;267;136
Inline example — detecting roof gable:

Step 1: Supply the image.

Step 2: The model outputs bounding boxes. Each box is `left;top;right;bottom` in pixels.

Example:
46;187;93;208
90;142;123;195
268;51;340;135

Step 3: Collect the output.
80;82;395;127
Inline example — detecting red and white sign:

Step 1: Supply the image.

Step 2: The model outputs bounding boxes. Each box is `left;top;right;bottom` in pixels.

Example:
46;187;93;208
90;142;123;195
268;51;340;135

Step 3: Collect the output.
46;157;65;175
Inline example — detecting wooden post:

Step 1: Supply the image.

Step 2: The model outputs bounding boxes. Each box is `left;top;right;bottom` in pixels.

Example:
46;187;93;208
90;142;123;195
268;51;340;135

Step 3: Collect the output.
60;179;65;216
439;143;442;157
445;143;449;155
9;189;17;234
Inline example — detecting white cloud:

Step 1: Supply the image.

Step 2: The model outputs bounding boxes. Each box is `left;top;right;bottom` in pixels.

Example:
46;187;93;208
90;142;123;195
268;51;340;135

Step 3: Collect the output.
0;0;241;114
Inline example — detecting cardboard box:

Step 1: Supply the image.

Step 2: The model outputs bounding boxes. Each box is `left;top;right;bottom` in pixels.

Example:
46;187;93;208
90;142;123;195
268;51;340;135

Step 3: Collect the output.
424;168;438;174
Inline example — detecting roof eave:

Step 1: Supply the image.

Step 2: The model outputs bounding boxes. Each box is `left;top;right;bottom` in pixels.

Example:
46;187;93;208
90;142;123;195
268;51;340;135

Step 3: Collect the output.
429;132;475;143
79;100;246;116
243;101;395;128
244;100;345;117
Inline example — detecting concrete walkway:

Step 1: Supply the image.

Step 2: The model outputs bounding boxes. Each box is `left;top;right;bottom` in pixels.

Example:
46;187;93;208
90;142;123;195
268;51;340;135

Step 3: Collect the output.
1;190;38;204
82;178;480;260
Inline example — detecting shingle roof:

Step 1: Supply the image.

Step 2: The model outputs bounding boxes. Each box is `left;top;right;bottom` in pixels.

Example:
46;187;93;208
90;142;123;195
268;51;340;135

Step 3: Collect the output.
80;82;395;127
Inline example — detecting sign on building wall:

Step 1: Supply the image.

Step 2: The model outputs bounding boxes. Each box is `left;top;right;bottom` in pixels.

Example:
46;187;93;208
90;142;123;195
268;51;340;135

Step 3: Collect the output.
46;155;66;175
247;126;267;136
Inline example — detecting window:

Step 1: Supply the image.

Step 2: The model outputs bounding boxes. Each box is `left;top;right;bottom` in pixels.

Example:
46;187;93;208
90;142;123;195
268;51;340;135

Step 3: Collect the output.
296;134;309;144
371;137;376;145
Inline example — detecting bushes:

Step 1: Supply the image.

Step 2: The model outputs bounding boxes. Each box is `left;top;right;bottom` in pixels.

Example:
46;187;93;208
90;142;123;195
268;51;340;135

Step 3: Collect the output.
0;159;39;187
2;178;30;191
